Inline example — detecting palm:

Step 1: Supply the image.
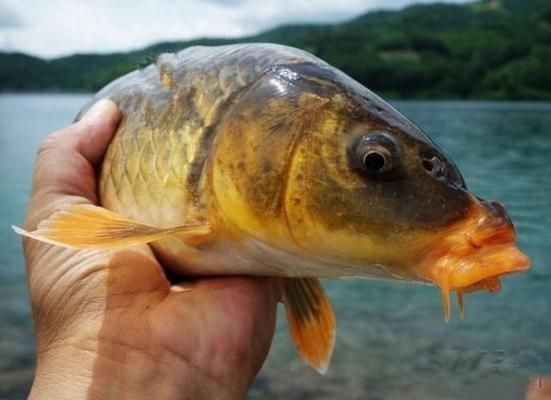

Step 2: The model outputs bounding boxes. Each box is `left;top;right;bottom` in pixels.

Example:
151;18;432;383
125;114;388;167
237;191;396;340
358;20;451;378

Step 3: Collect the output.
25;237;277;397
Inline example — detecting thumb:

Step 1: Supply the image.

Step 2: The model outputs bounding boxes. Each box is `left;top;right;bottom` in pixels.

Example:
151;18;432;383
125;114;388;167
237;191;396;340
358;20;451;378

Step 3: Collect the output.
49;98;121;165
27;99;121;226
75;99;121;164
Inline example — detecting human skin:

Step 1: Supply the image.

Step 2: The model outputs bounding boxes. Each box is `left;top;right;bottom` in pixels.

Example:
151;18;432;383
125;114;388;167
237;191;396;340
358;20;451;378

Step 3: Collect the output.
525;378;551;400
20;99;279;400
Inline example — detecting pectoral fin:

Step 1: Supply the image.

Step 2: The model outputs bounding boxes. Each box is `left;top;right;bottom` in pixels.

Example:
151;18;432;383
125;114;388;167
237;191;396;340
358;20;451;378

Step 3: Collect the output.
12;204;211;249
282;278;336;374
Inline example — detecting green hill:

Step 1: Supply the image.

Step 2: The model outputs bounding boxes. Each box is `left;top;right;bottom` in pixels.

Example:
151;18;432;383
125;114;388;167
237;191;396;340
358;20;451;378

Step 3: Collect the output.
1;0;550;99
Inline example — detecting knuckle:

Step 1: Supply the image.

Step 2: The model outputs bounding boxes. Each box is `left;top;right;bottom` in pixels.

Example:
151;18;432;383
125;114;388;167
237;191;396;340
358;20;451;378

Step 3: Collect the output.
36;134;60;158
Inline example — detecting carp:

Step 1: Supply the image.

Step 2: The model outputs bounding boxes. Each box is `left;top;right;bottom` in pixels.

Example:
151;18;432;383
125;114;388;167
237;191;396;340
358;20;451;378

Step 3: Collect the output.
14;43;530;373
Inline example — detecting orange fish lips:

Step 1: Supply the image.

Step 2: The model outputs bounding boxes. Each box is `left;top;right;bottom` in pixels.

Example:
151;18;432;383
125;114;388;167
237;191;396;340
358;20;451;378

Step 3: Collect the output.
416;200;530;321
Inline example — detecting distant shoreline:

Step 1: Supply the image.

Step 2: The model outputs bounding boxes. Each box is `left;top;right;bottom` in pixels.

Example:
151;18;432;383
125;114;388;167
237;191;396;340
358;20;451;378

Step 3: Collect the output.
1;0;549;100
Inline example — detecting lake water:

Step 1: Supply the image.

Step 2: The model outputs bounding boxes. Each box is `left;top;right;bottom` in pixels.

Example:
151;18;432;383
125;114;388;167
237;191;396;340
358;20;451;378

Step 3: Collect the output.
0;94;550;399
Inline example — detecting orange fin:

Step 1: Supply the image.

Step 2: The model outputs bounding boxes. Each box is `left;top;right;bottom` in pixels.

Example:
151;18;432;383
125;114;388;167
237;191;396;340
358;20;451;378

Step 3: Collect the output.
282;278;336;374
12;204;211;249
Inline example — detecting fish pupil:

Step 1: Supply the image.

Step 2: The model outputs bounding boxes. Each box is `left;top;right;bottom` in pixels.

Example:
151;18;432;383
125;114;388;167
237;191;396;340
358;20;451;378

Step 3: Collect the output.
363;152;386;172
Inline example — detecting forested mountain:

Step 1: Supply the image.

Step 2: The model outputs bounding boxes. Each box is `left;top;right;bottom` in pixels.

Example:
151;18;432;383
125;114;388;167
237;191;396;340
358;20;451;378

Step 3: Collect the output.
1;0;550;99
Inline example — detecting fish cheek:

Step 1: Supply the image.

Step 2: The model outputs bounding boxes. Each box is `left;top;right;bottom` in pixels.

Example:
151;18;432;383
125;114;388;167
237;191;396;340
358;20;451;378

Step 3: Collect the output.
282;120;395;263
284;154;401;264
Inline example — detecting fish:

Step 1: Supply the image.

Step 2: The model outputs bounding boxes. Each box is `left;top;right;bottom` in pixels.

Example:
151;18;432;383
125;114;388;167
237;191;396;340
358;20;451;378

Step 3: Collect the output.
13;43;530;374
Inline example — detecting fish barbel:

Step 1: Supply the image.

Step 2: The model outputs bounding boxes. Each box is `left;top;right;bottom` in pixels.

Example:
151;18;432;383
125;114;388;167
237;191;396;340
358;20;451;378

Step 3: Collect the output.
14;43;530;373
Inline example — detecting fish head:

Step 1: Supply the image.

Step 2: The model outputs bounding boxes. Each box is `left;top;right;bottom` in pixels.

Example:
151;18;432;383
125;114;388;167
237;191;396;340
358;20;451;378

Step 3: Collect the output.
211;61;530;305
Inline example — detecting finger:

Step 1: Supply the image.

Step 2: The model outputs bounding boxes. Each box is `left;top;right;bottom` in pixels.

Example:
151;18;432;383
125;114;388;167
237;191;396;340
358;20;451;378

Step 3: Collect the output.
200;277;279;384
161;276;279;384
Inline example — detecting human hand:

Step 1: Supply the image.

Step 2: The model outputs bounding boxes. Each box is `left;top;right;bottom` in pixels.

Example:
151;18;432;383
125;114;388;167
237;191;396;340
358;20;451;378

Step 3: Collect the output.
20;99;279;400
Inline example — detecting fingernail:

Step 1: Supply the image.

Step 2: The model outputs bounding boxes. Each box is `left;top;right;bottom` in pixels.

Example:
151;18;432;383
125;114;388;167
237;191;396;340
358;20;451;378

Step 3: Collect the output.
82;98;117;122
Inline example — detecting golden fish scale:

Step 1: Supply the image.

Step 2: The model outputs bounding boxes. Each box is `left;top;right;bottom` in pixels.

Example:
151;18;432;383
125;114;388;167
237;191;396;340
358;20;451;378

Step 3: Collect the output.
94;44;321;230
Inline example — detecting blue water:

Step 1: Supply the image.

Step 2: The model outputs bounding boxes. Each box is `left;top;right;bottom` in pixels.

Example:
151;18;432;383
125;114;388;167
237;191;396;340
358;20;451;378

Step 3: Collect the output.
0;94;550;399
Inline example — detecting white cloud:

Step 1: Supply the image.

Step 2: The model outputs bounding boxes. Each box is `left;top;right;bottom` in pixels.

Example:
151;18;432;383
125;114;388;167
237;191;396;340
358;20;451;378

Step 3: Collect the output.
0;0;471;58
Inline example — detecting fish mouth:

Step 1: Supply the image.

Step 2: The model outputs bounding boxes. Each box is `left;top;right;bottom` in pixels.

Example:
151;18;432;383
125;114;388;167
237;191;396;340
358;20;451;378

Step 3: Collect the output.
417;200;530;321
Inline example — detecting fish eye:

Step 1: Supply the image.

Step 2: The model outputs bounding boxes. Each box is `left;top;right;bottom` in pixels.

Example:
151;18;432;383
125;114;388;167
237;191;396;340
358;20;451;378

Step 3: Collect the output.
350;132;398;176
362;149;390;172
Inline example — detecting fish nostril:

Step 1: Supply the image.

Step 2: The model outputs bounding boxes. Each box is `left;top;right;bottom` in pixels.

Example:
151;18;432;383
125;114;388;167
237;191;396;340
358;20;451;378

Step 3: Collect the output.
420;155;444;177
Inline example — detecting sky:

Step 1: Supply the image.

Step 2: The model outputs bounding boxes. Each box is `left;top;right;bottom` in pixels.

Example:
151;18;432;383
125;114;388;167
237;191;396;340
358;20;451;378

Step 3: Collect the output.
0;0;471;59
